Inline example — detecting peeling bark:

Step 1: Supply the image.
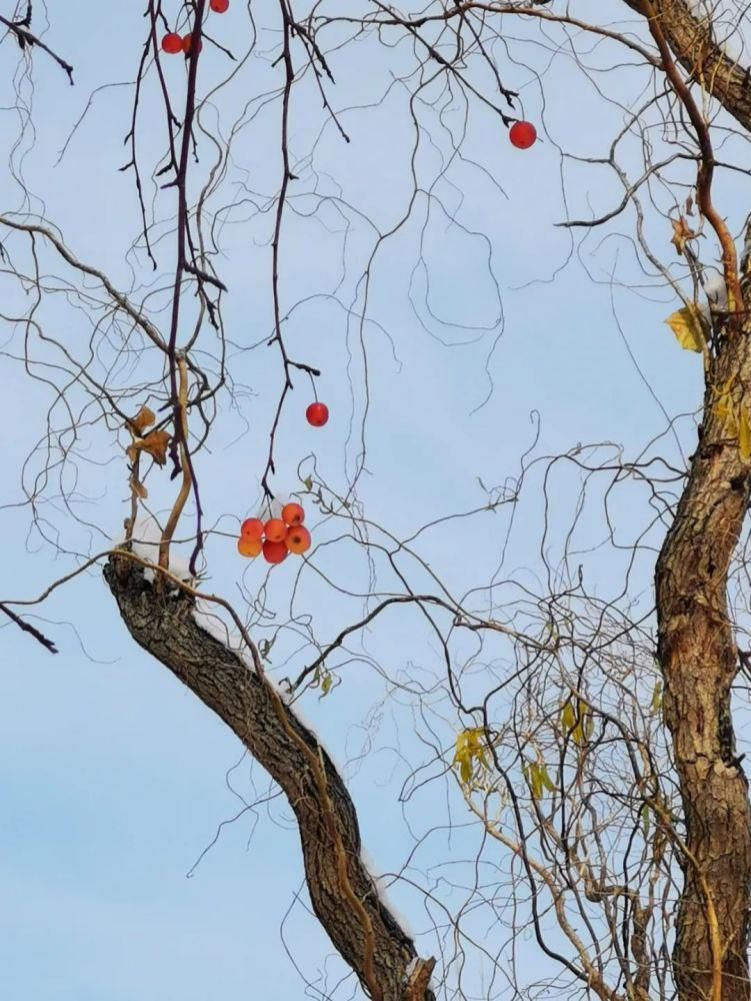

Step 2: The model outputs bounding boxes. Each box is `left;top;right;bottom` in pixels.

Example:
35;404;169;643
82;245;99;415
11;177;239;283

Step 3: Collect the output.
619;3;751;998
655;328;751;1000
104;555;435;1001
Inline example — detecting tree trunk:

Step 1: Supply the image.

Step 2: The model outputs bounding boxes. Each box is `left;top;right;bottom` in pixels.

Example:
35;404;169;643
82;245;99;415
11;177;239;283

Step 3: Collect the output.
655;336;751;1000
104;555;435;1001
621;0;751;134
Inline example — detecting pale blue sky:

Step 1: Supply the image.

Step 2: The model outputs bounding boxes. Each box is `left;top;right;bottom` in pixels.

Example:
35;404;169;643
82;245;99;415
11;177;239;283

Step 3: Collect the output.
2;1;749;999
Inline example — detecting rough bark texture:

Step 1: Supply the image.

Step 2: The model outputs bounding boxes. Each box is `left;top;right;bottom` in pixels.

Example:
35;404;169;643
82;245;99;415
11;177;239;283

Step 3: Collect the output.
104;555;435;1001
655;325;751;1000
621;3;751;998
624;0;751;136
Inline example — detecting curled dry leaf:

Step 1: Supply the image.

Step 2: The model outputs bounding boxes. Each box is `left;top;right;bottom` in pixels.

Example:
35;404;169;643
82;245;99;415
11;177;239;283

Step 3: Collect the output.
670;216;697;256
126;429;171;467
127;405;156;436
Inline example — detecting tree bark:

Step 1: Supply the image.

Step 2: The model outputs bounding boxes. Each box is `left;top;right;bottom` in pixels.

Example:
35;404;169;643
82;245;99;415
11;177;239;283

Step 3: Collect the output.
104;555;435;1001
655;326;751;1000
623;0;751;136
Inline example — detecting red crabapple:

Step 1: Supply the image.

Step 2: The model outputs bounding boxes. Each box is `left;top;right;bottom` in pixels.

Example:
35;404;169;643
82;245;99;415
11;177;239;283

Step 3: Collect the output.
281;503;305;527
161;33;183;54
241;517;264;541
264;518;288;543
286;526;311;555
509;121;537;149
237;536;262;558
306;402;329;427
263;539;288;564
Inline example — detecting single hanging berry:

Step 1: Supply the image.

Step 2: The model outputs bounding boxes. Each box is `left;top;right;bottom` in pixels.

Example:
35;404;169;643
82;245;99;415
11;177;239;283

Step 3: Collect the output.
182;33;203;55
509;121;537;149
161;33;183;54
306;402;329;427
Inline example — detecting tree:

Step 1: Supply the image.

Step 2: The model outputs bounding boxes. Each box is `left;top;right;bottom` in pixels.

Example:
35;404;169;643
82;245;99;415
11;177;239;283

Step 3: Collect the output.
3;1;751;999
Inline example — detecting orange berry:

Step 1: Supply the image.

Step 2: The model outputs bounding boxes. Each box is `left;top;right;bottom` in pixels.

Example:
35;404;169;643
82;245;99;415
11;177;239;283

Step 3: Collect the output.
263;539;288;564
285;525;311;555
281;502;305;527
264;518;288;543
241;517;264;541
237;536;262;558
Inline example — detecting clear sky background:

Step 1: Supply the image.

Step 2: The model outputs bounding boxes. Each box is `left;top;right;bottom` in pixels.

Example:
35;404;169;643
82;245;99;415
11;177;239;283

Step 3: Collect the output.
2;1;750;999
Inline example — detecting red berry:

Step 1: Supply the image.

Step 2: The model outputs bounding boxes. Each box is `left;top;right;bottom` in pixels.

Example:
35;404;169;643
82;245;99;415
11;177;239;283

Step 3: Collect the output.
263;539;288;564
286;525;311;555
182;33;203;55
281;502;305;527
161;32;183;55
509;121;537;150
264;518;288;543
306;402;329;427
210;0;229;11
241;517;264;541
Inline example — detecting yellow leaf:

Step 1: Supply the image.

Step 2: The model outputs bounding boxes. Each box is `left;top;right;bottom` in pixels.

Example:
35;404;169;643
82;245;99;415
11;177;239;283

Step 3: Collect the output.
561;701;575;734
641;803;651;837
739;408;751;462
454;727;487;787
525;761;555;801
665;305;705;353
650;681;662;715
538;762;556;793
561;698;593;747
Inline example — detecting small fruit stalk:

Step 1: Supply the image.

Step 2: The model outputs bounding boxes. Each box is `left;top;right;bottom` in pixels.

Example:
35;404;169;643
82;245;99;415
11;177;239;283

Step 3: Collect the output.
237;500;311;563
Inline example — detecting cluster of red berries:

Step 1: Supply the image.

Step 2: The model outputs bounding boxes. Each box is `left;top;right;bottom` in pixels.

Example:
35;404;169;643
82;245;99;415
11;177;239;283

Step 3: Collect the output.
161;0;229;56
237;503;311;565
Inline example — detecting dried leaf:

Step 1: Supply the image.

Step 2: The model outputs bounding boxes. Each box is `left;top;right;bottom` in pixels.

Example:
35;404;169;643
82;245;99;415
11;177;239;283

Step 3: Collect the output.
665;305;705;353
740;407;751;462
641;803;651;837
139;429;170;466
670;216;697;256
128;405;156;436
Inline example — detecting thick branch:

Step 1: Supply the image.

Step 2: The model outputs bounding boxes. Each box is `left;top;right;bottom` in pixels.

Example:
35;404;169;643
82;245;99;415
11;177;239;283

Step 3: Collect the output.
623;0;751;134
104;555;435;1001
